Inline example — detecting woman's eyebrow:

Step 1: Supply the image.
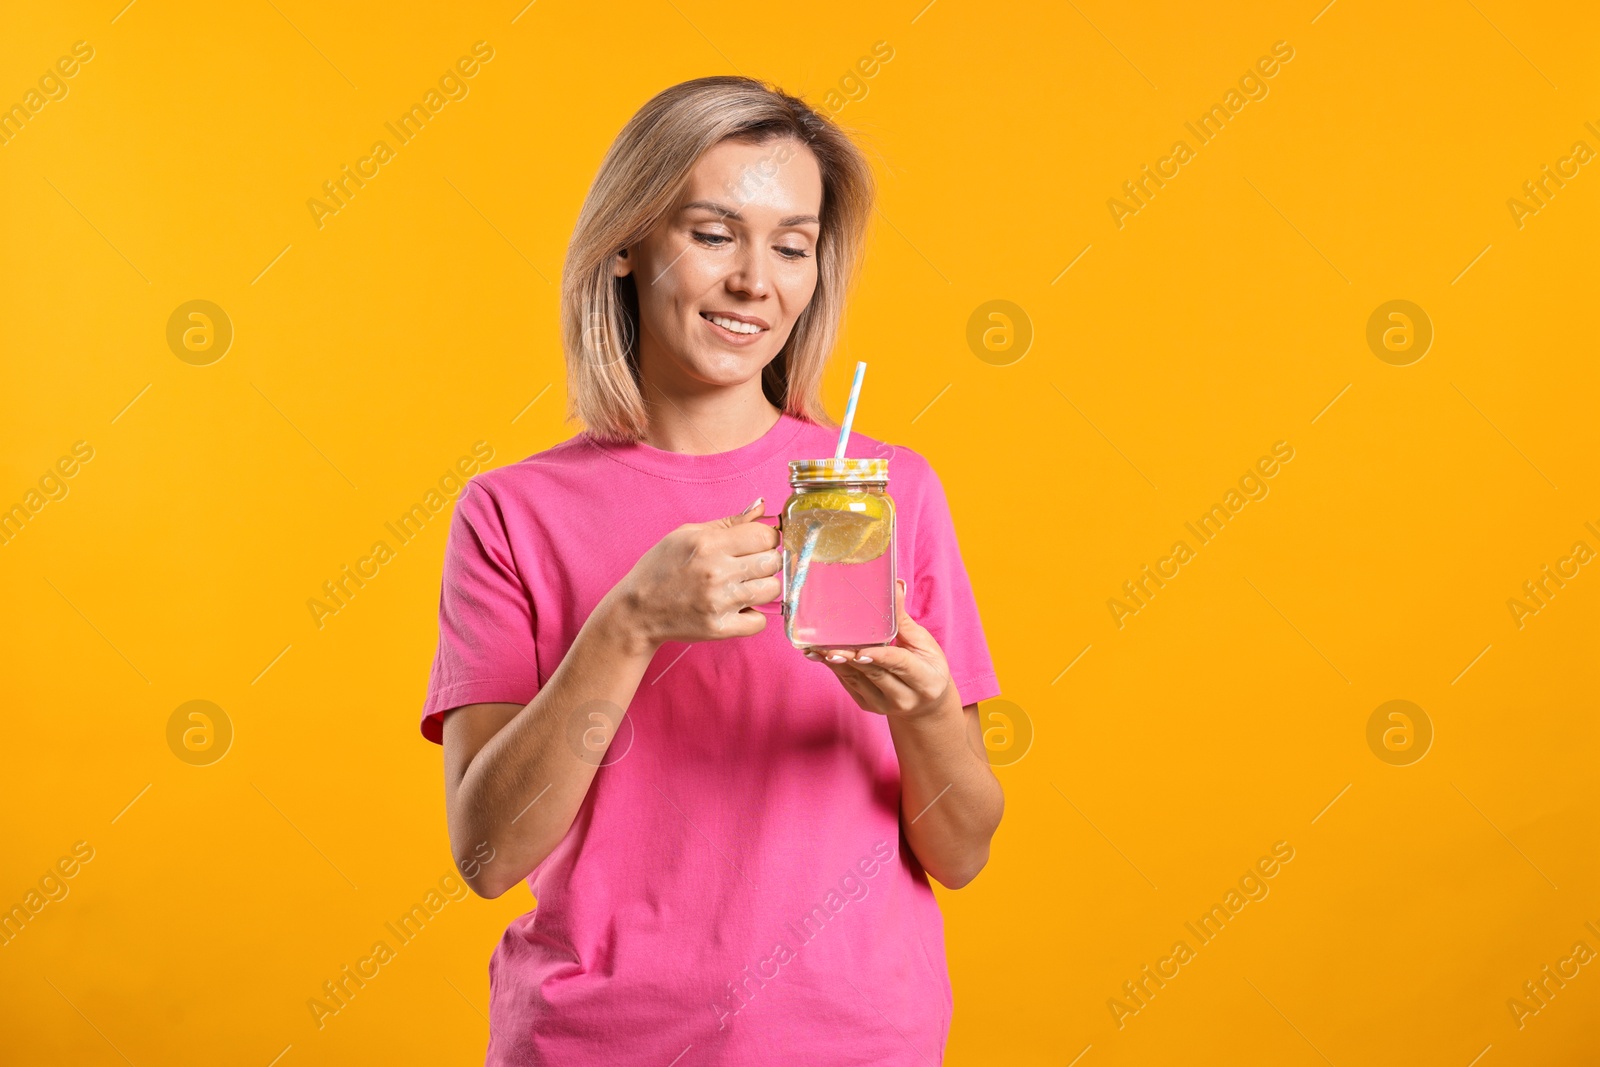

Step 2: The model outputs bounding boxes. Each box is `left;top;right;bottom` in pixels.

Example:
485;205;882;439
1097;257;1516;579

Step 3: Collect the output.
681;199;820;227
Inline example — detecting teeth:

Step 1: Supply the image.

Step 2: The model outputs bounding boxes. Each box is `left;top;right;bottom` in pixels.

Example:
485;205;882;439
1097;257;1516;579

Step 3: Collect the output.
706;314;763;335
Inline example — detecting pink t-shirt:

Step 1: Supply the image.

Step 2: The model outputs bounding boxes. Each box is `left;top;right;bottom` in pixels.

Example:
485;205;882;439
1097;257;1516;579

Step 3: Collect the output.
421;411;1002;1065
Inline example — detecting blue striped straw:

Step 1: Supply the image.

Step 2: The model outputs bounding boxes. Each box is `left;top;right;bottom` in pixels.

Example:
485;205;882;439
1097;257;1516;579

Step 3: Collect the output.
789;363;867;621
835;360;867;460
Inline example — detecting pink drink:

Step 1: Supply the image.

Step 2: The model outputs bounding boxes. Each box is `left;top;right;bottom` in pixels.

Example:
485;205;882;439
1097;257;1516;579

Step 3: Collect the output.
785;512;897;649
778;458;896;650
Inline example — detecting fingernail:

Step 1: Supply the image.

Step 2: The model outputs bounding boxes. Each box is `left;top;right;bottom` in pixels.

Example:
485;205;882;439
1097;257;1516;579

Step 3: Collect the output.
857;655;873;663
746;497;763;511
827;654;845;663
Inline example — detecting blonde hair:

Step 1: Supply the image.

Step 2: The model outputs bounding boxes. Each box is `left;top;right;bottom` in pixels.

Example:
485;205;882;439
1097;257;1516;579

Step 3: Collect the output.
561;76;875;442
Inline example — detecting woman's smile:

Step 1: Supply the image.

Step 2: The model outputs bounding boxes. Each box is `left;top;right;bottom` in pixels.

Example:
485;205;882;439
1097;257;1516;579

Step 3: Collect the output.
699;309;771;345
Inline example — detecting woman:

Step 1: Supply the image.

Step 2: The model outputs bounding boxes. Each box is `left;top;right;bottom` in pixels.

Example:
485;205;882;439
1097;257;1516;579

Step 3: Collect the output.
421;75;1004;1065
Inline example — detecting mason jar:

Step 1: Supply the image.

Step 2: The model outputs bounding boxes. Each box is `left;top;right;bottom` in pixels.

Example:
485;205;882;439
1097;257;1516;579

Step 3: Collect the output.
771;457;897;650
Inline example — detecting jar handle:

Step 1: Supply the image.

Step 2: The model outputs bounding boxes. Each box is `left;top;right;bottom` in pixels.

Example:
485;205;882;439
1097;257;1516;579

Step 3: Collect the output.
753;513;786;618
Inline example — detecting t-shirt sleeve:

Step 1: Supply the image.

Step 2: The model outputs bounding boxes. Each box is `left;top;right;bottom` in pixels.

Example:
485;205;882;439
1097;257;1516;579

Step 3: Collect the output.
419;480;541;744
907;455;1002;708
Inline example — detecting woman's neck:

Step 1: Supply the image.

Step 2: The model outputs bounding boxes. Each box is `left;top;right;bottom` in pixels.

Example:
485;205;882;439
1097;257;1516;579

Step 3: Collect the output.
638;378;783;456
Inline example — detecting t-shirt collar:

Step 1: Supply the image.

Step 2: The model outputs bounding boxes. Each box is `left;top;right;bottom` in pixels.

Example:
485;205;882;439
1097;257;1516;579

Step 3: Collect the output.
582;410;811;483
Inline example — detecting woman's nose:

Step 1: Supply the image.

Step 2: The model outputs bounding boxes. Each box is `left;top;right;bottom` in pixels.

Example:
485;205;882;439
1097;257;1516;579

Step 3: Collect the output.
729;244;770;297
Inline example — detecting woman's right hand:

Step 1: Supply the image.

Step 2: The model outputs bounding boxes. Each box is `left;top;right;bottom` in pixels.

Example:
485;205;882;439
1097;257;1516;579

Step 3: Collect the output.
610;496;783;648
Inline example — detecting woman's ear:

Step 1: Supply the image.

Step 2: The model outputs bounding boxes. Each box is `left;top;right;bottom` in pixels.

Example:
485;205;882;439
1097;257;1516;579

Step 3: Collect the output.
611;247;633;278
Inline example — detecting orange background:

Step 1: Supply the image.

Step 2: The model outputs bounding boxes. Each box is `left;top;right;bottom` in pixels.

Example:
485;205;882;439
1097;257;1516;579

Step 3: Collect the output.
2;2;1596;1064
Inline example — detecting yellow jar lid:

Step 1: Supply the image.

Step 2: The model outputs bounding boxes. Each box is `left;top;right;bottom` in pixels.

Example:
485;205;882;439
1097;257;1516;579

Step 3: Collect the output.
788;458;888;484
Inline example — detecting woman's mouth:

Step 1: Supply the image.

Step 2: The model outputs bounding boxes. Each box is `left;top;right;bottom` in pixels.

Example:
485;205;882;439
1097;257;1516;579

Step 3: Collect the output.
700;311;770;344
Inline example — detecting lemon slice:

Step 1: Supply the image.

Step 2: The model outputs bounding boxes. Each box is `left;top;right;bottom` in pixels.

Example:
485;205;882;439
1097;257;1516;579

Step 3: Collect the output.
790;491;890;564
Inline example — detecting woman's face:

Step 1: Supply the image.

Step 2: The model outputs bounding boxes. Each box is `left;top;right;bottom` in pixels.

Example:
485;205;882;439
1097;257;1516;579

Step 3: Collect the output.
617;136;823;394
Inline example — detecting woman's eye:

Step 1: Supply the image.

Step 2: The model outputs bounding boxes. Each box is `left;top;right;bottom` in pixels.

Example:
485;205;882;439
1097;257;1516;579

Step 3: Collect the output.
692;231;809;259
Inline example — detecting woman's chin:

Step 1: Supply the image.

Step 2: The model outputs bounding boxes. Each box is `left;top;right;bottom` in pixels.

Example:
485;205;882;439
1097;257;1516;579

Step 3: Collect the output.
681;359;771;390
682;341;774;374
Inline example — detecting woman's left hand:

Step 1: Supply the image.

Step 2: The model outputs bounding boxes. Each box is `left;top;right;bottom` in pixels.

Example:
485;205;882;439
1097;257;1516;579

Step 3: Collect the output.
805;578;955;720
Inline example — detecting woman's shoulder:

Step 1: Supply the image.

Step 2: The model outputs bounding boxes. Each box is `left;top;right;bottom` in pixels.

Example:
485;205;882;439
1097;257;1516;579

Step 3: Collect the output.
465;432;604;495
841;429;938;488
807;427;946;525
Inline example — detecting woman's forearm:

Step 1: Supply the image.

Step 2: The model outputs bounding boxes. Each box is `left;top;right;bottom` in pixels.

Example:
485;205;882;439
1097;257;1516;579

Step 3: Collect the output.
888;689;1004;890
449;592;659;897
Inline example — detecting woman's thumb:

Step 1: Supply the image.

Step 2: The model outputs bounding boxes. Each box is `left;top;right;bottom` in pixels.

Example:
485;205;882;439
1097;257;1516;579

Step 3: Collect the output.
718;496;764;526
894;578;922;632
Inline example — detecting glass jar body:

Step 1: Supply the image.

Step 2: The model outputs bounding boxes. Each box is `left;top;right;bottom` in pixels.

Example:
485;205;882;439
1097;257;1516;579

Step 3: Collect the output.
780;481;897;650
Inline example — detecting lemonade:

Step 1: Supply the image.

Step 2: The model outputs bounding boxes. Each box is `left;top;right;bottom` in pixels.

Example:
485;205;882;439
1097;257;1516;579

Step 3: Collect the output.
781;460;896;649
787;490;891;564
